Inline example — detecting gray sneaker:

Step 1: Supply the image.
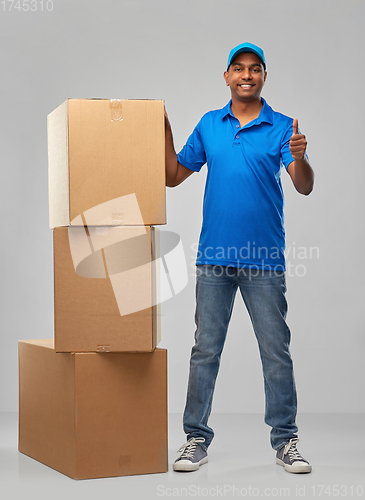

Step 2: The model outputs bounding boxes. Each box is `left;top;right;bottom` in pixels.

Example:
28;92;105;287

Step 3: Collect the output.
173;437;208;472
276;438;312;473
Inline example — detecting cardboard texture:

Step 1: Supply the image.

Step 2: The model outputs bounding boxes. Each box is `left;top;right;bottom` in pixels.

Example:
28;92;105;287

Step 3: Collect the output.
18;340;168;480
47;99;166;228
54;225;161;352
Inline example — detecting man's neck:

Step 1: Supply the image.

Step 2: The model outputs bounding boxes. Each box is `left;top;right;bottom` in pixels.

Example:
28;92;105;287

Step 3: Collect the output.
230;97;263;127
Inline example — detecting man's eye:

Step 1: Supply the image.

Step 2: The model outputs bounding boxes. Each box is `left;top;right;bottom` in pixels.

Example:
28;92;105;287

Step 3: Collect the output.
234;68;241;71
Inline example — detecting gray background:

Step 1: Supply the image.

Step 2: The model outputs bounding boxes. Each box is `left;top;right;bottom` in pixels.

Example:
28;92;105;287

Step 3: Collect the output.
0;0;364;418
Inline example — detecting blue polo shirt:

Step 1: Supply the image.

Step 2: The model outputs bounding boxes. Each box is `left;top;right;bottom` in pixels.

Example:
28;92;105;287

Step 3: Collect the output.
177;98;298;270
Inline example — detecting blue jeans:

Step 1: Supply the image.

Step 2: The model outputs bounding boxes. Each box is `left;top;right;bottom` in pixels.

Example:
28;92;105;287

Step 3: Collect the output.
183;264;298;451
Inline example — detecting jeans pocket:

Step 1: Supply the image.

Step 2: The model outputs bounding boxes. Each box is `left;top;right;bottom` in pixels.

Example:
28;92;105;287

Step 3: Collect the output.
196;264;213;278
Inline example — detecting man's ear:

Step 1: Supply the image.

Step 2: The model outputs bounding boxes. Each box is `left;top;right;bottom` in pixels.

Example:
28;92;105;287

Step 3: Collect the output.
223;71;229;86
264;71;267;83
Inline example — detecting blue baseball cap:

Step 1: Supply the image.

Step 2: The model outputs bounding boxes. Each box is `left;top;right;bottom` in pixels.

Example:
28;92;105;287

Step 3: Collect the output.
227;42;266;70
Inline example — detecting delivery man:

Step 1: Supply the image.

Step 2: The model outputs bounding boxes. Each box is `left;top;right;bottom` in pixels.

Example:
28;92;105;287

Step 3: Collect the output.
164;42;314;474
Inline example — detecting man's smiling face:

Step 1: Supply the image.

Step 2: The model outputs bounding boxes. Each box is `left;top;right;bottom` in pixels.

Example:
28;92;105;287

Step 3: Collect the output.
224;52;267;102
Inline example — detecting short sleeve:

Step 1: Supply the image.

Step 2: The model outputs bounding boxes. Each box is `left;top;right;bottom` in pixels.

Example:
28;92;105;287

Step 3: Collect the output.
281;119;309;170
177;120;207;172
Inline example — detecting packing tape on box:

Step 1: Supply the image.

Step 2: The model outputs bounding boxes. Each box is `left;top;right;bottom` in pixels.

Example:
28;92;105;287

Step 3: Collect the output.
96;345;111;352
110;99;123;121
68;226;188;316
71;194;145;227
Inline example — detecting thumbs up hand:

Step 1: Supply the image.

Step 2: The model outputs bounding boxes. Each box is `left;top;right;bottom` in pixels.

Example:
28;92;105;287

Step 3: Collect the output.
289;118;307;160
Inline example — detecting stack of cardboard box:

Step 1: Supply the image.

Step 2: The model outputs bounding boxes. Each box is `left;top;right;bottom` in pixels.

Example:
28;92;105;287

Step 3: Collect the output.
18;99;169;479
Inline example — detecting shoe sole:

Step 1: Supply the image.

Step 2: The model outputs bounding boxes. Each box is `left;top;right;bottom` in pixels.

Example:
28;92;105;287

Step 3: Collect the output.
276;457;312;474
173;457;208;472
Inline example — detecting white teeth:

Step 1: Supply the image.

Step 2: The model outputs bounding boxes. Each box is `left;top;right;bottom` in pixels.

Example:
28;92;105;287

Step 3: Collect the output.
241;84;252;88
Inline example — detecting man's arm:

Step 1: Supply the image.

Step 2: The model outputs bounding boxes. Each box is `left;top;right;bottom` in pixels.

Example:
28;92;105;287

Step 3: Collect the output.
165;109;194;188
287;118;314;196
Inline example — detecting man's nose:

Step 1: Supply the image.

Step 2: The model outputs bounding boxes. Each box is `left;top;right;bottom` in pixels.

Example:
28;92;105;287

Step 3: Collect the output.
241;69;252;79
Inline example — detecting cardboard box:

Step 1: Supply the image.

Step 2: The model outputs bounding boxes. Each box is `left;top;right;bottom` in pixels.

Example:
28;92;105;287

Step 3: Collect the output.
54;225;162;352
18;340;168;479
47;98;166;228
